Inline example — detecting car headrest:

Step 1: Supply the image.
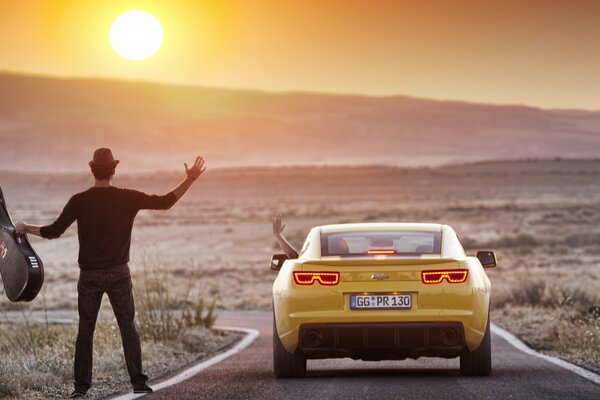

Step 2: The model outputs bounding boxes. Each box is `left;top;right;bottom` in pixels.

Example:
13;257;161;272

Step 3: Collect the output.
330;238;350;254
415;245;434;253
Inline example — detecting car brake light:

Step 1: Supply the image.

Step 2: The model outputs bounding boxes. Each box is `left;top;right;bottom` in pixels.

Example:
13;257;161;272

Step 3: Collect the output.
293;272;340;286
367;249;396;255
421;269;468;284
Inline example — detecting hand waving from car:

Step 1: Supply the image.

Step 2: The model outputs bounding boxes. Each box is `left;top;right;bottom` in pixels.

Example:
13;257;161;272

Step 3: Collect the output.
272;213;286;235
271;213;299;259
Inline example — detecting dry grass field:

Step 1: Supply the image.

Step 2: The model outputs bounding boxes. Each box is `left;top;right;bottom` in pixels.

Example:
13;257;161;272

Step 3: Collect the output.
1;159;599;375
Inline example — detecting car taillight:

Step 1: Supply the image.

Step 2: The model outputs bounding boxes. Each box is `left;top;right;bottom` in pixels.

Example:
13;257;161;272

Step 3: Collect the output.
421;269;468;284
293;272;340;286
367;249;397;255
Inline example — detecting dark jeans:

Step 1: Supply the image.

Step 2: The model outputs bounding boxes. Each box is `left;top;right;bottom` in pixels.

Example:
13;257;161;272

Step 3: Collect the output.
74;264;148;392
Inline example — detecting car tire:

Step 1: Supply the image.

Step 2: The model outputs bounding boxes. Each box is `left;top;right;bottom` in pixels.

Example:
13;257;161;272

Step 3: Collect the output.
460;311;492;376
273;316;306;378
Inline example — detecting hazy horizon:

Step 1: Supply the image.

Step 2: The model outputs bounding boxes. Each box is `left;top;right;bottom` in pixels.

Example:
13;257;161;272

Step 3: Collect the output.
4;70;600;114
1;156;599;175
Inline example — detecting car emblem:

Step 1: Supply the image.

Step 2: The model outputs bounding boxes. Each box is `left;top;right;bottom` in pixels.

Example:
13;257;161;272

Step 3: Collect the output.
370;273;389;280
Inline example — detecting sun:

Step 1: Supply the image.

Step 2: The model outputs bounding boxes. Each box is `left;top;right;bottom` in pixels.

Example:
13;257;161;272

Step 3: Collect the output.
110;10;163;61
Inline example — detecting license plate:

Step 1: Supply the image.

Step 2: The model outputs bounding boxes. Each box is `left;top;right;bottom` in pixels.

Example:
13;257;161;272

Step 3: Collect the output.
350;294;412;310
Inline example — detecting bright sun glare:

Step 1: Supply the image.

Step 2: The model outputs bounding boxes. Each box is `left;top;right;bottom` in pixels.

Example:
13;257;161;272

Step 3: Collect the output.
110;10;163;61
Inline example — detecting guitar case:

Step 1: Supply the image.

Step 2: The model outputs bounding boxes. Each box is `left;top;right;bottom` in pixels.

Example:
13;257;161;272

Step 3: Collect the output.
0;186;44;302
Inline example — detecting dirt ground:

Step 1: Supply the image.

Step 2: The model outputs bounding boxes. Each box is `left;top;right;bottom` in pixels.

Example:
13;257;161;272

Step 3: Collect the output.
1;159;599;312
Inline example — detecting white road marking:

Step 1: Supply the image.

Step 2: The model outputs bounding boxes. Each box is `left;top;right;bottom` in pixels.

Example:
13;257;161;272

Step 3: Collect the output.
110;326;260;400
491;323;600;385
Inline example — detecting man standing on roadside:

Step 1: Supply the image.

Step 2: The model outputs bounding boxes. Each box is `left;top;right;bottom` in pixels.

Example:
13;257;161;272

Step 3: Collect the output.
16;148;206;398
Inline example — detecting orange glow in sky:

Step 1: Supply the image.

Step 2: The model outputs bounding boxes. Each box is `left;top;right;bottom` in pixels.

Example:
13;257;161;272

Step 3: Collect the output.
1;0;599;109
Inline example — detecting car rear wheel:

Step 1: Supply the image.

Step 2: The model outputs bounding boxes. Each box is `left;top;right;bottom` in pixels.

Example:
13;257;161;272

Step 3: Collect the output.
460;313;492;376
273;316;306;378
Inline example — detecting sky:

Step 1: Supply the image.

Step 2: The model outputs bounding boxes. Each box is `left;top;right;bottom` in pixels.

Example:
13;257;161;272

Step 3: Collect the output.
1;0;599;109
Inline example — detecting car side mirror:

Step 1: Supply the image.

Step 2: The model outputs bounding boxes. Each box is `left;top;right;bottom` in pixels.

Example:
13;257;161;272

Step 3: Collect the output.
477;251;496;268
270;253;289;271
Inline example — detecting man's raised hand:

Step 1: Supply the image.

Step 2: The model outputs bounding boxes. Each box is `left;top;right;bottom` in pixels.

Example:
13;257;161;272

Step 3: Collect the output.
185;156;206;181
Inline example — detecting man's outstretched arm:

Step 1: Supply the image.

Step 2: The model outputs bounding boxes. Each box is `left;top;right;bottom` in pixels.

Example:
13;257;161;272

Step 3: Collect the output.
272;213;299;259
16;196;77;238
134;156;207;211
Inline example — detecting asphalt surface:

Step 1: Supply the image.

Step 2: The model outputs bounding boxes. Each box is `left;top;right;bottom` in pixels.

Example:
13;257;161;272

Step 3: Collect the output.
144;310;599;400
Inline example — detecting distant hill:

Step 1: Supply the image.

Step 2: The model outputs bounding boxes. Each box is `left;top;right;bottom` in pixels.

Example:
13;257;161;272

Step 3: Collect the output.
1;72;599;171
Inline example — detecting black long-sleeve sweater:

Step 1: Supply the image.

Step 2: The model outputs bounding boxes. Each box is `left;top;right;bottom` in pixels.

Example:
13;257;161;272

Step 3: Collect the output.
40;187;177;270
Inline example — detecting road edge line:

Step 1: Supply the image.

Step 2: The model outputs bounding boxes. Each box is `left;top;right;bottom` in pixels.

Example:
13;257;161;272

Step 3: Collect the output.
110;325;260;400
491;322;600;385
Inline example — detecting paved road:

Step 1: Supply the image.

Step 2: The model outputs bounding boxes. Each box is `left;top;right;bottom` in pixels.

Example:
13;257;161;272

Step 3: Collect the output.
146;310;599;400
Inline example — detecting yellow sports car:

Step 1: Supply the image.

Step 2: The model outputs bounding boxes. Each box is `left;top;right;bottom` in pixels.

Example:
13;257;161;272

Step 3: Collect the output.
270;223;496;377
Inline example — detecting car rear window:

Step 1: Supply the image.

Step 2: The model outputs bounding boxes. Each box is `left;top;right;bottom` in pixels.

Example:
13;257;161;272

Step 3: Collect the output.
320;231;442;257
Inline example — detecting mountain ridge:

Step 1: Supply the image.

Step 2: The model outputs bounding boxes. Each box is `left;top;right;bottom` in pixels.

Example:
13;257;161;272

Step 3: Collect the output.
1;72;599;172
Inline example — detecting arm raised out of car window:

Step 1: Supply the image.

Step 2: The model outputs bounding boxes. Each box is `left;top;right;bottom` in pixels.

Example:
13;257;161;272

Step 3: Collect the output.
272;213;299;259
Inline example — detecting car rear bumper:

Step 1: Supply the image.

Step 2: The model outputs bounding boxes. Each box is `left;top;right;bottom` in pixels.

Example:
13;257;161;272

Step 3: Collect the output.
298;322;465;360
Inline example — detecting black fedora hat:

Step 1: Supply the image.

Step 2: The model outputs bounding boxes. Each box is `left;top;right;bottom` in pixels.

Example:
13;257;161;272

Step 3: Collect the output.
89;148;120;169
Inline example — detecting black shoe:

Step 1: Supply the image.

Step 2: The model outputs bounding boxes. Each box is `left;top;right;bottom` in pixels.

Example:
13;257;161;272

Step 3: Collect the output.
68;390;86;398
133;384;153;394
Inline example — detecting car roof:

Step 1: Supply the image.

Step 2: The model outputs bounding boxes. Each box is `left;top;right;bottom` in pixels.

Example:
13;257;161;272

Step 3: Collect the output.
318;222;444;234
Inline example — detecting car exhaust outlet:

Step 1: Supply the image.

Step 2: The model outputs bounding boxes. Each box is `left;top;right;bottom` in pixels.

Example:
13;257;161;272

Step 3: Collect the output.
304;330;323;347
441;328;459;345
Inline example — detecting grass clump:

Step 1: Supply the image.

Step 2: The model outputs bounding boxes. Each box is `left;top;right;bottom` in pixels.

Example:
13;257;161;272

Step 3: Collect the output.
0;318;75;399
493;278;597;309
493;278;600;373
134;256;217;343
549;310;600;369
